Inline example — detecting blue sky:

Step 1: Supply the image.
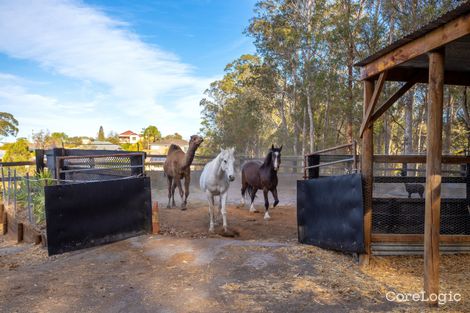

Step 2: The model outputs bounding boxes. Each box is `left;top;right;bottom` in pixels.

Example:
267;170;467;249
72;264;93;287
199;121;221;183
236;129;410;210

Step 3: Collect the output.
0;0;256;141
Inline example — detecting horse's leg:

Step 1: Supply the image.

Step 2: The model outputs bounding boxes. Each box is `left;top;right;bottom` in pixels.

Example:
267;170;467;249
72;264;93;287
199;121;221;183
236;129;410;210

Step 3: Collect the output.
207;192;215;232
263;188;270;220
249;187;259;213
183;172;190;209
221;191;228;232
271;187;279;208
214;196;221;225
240;173;247;207
166;176;173;208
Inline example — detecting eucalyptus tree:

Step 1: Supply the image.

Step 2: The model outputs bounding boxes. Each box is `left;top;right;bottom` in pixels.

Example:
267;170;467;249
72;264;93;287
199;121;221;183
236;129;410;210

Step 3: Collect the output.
0;112;18;138
200;55;271;156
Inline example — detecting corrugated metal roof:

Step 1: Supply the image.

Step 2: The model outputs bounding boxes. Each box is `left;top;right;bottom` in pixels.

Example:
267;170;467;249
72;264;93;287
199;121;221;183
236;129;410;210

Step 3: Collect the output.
355;1;470;67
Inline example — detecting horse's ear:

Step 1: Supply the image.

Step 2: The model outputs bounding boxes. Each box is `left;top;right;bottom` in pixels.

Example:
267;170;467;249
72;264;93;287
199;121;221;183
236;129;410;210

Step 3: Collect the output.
230;147;235;153
279;145;283;151
220;147;224;153
271;144;274;150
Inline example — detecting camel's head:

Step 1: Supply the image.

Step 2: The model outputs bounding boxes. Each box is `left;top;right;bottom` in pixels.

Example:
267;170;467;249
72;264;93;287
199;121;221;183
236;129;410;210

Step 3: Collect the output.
189;135;204;148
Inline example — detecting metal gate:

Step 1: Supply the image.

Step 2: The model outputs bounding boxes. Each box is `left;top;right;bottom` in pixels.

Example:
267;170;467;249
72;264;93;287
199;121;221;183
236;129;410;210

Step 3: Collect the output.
298;142;364;253
297;174;364;253
45;176;151;255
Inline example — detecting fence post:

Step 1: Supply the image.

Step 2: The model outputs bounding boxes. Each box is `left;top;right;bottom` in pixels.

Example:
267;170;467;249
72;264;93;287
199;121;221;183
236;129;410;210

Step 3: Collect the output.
466;163;470;208
35;149;45;173
13;169;17;218
1;166;5;202
7;168;11;205
131;153;145;176
352;141;358;173
26;173;33;225
307;155;320;179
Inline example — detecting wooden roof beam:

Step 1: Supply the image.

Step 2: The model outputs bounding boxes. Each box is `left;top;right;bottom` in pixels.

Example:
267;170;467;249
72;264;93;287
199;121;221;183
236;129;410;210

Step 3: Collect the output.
370;81;416;123
360;12;470;80
359;71;387;138
381;68;470;86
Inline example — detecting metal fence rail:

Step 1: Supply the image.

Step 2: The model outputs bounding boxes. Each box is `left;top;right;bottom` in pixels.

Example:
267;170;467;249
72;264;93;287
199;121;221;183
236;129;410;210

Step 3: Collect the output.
303;141;358;179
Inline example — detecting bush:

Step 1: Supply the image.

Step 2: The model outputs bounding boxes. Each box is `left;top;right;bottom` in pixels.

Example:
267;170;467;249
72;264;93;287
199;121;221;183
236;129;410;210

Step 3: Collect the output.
17;170;54;225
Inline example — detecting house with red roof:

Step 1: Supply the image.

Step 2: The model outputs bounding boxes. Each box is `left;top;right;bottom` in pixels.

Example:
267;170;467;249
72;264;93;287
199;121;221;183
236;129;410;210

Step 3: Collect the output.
118;130;140;144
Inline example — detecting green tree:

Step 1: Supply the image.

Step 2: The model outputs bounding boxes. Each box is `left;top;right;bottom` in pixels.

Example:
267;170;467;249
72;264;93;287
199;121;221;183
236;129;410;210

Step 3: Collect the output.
50;132;68;148
66;136;84;148
97;126;105;141
0;112;19;138
106;131;120;145
32;130;51;149
143;126;162;149
3;138;32;162
163;133;183;140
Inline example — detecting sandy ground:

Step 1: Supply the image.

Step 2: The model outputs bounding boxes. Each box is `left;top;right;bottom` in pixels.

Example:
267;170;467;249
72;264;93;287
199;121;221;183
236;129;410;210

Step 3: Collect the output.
1;179;469;312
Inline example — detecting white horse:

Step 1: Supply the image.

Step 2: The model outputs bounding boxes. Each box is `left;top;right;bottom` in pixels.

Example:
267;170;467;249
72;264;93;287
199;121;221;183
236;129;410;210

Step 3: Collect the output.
199;148;236;233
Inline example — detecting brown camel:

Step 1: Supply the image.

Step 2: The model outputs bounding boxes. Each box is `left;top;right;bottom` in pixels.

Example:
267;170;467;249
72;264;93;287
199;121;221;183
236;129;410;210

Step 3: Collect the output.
163;135;204;210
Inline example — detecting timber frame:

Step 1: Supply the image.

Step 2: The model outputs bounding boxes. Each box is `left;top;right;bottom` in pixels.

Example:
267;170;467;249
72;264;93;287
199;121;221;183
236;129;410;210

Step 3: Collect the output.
355;2;470;306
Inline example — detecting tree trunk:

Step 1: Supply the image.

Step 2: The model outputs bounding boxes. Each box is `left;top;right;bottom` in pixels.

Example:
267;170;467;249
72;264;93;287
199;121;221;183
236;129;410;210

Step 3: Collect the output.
443;90;452;154
302;106;307;156
404;90;414;154
346;0;354;145
307;84;314;153
383;114;390;154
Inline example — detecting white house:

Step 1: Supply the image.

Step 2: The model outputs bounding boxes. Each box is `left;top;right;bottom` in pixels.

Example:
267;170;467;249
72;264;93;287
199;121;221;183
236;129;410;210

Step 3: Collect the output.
119;130;140;144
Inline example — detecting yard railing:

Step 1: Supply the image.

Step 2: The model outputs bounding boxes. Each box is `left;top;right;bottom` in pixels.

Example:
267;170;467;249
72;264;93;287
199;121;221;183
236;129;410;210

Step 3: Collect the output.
303;141;358;179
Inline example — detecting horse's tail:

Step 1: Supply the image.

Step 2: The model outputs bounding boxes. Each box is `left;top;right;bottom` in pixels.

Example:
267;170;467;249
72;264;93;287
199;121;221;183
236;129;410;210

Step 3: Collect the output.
247;185;256;199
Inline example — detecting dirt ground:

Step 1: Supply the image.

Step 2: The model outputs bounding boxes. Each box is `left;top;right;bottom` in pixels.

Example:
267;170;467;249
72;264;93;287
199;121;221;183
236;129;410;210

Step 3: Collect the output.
158;201;298;242
1;200;470;313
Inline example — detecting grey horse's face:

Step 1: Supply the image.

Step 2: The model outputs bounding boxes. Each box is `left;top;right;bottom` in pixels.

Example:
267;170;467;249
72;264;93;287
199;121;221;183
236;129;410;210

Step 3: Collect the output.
220;147;235;182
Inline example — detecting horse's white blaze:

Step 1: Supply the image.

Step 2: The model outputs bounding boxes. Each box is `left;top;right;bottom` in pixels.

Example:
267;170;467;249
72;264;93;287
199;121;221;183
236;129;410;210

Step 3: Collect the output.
274;152;279;170
200;148;236;232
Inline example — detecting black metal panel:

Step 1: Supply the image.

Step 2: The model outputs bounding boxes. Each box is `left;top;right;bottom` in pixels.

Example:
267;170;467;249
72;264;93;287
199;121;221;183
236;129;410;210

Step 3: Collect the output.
45;177;152;255
297;174;365;253
307;155;320;179
374;176;467;184
373;198;470;235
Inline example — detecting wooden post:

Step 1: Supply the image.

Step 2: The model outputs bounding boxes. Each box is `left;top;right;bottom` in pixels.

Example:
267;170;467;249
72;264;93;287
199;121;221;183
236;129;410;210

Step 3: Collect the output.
360;79;374;266
152;202;160;234
17;222;24;243
2;211;6;235
35;149;45;173
424;49;444;306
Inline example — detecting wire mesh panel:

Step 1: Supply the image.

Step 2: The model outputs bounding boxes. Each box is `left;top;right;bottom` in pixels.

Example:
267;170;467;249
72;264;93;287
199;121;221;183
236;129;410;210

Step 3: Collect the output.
372;161;470;235
56;153;144;182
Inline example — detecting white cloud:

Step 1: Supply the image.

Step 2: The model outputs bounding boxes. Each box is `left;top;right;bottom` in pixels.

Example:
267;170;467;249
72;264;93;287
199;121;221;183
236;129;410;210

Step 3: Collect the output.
0;0;216;139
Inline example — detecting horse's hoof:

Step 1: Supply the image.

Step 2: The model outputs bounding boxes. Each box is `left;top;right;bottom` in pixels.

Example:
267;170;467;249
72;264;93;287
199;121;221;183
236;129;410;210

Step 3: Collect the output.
166;205;171;209
209;227;215;233
181;206;187;211
264;213;271;220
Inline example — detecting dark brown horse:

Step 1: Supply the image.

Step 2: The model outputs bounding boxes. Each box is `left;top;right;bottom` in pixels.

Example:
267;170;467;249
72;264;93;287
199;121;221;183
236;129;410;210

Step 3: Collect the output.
241;145;282;220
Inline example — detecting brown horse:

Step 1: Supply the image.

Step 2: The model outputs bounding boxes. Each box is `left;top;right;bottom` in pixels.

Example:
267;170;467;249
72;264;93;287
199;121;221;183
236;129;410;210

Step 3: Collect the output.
241;145;282;219
163;135;203;210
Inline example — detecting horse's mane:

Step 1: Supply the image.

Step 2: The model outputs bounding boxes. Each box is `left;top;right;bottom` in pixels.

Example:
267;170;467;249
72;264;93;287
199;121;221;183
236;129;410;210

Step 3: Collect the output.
168;144;182;154
261;150;273;167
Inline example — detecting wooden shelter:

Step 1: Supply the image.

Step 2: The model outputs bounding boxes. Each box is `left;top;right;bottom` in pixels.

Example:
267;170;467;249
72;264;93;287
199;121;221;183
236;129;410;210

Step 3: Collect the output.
355;2;470;306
